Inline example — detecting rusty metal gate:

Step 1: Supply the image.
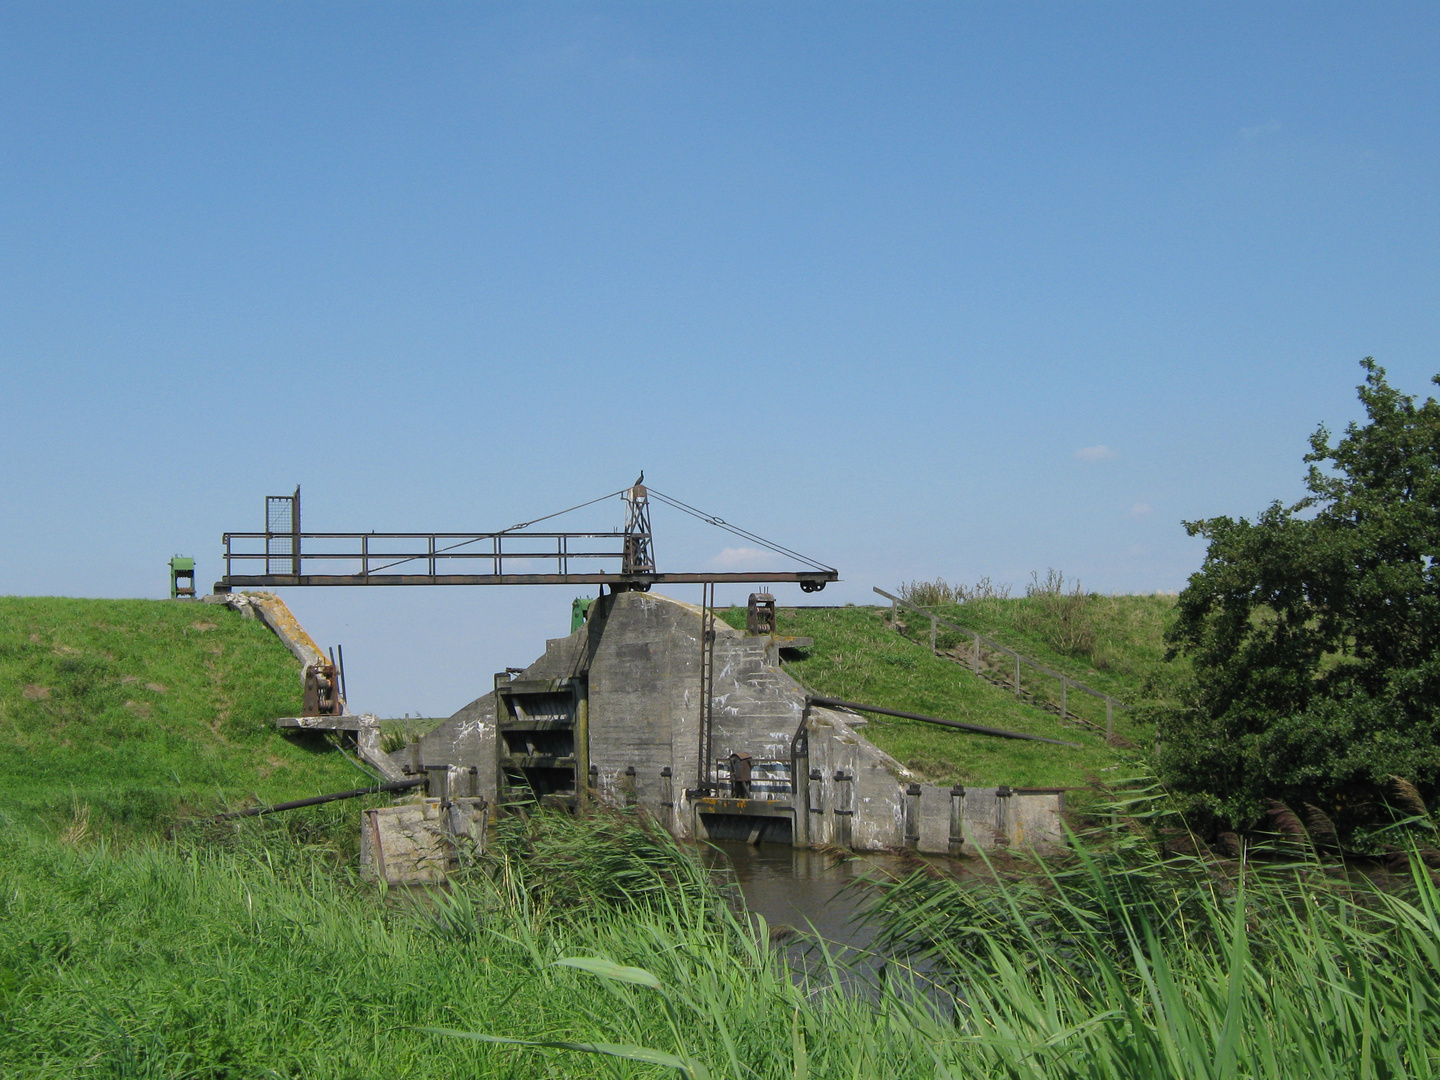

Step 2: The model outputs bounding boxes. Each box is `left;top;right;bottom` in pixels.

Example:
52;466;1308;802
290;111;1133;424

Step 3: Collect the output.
494;674;588;809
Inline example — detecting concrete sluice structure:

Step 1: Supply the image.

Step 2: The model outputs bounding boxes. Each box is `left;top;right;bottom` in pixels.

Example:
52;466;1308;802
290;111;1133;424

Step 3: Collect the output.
410;591;1065;856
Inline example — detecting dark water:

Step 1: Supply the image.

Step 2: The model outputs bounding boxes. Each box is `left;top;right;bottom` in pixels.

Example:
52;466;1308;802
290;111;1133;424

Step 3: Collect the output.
704;841;883;948
705;841;976;997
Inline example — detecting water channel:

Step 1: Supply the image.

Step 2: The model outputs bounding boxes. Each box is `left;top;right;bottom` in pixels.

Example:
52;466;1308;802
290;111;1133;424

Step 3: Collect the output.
705;841;881;948
704;840;983;989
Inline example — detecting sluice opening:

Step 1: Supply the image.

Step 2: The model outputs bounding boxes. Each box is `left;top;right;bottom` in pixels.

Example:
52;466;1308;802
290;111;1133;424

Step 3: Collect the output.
701;813;793;846
499;729;574;757
501;767;577;800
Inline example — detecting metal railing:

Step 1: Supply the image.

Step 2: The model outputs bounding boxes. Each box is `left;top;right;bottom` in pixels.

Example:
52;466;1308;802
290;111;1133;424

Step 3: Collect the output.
714;758;792;800
224;530;626;580
873;586;1122;738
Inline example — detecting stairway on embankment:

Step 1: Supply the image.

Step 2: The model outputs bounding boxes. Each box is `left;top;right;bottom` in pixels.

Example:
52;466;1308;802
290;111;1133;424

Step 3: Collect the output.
720;597;1164;791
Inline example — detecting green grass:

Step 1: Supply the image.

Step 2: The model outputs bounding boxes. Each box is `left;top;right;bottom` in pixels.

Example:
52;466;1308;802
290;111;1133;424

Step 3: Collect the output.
0;597;365;836
720;604;1161;789
3;799;1439;1078
911;592;1187;708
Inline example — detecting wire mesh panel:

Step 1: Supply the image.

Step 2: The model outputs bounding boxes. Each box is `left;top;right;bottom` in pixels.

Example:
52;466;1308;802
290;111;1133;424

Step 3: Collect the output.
265;490;298;574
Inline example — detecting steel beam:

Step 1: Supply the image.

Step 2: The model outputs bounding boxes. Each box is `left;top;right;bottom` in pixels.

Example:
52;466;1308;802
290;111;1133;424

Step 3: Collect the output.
216;571;837;589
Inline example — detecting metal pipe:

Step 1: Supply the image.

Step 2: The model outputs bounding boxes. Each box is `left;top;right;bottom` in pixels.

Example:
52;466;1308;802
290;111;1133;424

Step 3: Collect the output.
216;778;424;819
806;695;1082;748
697;581;716;792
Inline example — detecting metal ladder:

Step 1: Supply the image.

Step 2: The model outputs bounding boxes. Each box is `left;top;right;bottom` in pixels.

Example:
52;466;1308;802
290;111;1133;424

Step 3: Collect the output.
696;581;716;792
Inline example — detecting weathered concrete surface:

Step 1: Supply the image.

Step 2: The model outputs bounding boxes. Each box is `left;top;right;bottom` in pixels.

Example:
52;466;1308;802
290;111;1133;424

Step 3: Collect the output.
422;690;499;802
419;591;1066;853
359;797;486;884
205;592;410;780
1010;790;1066;850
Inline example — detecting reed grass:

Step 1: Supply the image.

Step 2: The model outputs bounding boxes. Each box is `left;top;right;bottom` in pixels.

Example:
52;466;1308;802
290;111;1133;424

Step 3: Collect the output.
4;800;1439;1077
858;784;1440;1078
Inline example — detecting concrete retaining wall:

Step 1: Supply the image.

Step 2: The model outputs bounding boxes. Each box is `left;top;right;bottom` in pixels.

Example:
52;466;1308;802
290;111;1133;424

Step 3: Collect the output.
418;591;1067;854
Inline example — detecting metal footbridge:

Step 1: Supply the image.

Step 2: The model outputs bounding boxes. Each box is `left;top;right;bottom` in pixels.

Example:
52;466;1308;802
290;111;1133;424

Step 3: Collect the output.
214;480;838;594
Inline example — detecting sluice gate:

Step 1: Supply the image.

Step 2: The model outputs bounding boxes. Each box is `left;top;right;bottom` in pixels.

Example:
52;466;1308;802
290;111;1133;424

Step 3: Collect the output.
211;482;1065;883
404;589;1066;863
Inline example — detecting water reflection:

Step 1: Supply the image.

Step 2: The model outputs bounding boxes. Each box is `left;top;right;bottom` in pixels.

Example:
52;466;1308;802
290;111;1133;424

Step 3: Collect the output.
704;841;975;1000
703;841;882;949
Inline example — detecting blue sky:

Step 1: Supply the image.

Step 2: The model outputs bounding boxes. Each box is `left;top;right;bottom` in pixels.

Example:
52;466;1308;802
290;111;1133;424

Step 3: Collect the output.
3;3;1437;715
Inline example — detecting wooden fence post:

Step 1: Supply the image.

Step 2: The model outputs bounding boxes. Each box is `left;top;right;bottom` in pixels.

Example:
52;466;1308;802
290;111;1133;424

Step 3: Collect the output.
972;634;980;673
1061;679;1067;721
1014;654;1021;698
1106;698;1113;739
930;615;937;655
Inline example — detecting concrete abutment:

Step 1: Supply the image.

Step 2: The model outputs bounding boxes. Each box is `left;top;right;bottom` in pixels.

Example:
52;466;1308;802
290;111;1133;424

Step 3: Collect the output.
417;591;1066;855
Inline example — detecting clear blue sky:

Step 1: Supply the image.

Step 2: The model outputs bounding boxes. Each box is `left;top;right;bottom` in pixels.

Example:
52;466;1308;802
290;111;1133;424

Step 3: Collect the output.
3;3;1437;715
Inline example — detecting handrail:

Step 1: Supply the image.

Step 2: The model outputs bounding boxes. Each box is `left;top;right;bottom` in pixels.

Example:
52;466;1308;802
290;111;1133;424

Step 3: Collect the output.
872;586;1121;736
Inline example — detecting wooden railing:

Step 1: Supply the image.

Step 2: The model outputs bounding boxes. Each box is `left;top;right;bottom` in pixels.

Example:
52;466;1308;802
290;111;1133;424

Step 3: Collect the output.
872;587;1121;739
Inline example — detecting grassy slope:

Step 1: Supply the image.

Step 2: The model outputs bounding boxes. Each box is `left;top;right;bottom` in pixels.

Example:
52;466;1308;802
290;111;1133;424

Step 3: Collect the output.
911;593;1186;708
720;600;1176;789
0;597;365;834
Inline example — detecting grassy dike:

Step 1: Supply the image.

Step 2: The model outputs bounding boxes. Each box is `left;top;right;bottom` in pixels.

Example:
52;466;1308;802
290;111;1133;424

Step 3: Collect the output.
719;600;1167;789
4;596;1439;1077
0;597;364;834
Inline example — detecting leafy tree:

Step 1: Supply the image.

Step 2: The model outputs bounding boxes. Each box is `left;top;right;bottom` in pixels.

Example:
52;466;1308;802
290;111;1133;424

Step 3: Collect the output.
1158;360;1440;834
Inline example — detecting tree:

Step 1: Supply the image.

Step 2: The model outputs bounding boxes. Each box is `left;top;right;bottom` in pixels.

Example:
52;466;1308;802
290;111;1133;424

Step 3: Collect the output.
1158;360;1440;834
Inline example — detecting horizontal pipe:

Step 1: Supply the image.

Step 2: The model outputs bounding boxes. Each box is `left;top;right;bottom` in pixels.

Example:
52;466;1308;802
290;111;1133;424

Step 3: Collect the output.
216;778;425;819
807;695;1082;748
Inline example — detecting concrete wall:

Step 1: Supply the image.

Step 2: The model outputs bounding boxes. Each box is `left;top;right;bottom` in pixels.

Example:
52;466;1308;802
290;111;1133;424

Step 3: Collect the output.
418;591;1066;854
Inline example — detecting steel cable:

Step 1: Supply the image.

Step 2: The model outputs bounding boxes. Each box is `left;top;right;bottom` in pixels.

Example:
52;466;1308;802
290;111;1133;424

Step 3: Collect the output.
355;488;629;576
644;488;836;573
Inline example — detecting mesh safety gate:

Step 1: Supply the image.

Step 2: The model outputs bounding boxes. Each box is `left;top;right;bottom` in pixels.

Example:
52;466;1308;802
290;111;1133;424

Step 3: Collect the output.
265;487;299;574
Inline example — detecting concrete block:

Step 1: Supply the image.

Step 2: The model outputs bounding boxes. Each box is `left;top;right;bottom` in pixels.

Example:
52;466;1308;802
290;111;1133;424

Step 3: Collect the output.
1011;790;1066;852
962;788;1003;850
360;798;487;885
915;783;953;854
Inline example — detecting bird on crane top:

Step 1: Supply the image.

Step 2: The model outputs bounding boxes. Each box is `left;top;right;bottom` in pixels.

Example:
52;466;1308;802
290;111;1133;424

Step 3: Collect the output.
634;471;644;487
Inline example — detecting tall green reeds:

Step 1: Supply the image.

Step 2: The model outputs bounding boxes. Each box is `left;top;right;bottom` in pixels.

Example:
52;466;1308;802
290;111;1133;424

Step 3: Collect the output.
859;785;1440;1078
3;800;1440;1077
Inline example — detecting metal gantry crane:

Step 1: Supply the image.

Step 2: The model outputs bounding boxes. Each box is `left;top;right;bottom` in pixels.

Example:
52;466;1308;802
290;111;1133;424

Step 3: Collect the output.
216;478;839;797
215;480;836;594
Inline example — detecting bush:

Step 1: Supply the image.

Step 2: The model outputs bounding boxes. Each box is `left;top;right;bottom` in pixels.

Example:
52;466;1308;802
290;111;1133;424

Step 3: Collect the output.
1017;568;1101;663
898;576;1012;605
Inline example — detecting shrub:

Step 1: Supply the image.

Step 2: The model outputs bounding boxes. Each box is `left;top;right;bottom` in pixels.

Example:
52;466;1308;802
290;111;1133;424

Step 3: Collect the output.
1018;568;1100;661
